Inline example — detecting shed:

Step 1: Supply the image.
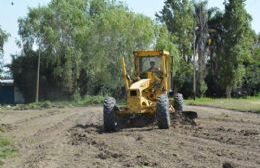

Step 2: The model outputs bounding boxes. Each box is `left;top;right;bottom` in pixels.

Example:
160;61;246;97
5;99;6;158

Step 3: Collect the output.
0;79;24;104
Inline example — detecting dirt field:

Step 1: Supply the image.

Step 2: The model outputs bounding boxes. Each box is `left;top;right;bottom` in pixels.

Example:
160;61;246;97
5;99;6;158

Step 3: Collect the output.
0;105;259;168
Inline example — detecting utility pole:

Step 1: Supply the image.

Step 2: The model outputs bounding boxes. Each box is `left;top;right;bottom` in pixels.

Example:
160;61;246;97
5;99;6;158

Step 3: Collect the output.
35;45;40;103
193;28;198;100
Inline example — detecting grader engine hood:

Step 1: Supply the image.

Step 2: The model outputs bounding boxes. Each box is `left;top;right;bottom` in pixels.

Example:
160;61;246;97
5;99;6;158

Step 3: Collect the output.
130;79;150;90
128;79;152;113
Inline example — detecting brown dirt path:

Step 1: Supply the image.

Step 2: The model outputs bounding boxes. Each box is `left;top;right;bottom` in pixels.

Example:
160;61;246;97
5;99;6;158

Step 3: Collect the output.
0;106;259;168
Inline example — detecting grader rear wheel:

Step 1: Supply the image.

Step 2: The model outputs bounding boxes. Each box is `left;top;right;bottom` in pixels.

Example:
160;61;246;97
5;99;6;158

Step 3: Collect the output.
156;94;170;129
174;93;184;112
103;97;117;132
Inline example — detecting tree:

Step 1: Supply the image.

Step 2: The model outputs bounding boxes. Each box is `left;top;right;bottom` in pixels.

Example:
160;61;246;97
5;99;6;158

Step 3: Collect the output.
154;25;180;90
157;0;194;62
154;24;179;68
13;0;157;101
0;26;9;77
156;0;195;97
193;0;209;97
0;27;8;52
205;8;225;97
220;0;253;97
80;2;155;97
17;0;89;97
242;33;260;96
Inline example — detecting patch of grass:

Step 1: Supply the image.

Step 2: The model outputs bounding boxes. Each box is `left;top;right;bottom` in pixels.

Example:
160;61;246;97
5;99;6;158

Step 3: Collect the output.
13;95;106;110
0;134;16;166
185;96;260;113
72;95;105;106
14;100;66;110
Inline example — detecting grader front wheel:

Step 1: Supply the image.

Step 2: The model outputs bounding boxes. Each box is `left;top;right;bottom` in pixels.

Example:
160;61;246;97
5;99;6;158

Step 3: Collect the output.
103;97;117;132
156;94;170;129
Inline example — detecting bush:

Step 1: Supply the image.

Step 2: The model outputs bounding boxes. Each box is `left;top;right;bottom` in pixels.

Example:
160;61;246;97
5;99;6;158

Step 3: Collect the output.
75;95;105;106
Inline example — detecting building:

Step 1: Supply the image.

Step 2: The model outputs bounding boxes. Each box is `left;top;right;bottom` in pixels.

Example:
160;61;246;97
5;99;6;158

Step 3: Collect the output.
0;79;24;104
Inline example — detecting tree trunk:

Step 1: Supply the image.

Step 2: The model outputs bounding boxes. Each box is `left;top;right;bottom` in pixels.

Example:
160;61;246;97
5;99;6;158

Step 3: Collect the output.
226;86;232;98
197;37;208;97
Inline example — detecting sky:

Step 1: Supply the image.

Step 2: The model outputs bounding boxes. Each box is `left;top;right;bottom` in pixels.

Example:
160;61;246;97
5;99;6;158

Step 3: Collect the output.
0;0;259;64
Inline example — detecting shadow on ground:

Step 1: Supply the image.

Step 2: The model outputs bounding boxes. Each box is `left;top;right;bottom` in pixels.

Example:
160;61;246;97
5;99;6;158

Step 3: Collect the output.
71;110;198;134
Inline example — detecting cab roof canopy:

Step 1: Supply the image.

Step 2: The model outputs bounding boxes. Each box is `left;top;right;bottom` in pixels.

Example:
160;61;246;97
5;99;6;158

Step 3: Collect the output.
133;50;169;57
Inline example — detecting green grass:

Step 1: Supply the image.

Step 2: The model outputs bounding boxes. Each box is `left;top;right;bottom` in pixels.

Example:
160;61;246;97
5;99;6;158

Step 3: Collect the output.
13;95;105;110
185;96;260;113
14;101;64;110
72;95;105;106
0;134;16;166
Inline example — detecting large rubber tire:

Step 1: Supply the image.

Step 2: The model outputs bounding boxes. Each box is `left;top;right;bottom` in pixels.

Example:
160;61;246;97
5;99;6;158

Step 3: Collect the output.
103;97;117;132
156;94;170;129
174;93;184;112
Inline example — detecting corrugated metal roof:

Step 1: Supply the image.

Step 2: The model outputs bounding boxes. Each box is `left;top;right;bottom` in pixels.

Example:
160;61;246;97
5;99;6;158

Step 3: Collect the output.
0;79;14;84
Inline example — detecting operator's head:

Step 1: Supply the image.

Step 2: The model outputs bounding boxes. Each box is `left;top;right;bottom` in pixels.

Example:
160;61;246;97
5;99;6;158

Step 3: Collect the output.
150;61;155;67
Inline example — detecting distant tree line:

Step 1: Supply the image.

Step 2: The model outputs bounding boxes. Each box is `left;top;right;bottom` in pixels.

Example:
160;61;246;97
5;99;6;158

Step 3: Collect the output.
11;0;169;102
0;0;258;102
157;0;259;98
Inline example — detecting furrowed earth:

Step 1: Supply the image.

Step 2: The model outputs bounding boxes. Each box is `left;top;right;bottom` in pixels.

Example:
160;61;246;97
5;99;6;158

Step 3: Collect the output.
0;106;259;168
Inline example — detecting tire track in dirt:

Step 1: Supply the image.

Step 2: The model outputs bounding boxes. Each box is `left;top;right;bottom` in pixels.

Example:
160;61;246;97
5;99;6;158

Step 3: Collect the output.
13;109;65;125
172;131;260;168
65;108;260;168
2;107;100;168
19;113;84;168
0;109;66;132
1;106;260;168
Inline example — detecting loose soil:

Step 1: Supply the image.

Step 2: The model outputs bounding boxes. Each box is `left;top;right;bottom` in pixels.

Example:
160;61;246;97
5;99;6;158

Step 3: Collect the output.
0;106;259;168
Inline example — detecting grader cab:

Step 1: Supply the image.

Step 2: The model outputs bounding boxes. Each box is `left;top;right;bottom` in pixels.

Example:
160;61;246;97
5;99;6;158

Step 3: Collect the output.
103;50;186;132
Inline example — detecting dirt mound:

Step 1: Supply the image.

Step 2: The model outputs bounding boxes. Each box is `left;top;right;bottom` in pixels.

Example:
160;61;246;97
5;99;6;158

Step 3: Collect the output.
239;129;259;136
67;124;160;167
223;162;234;168
68;124;101;146
171;111;198;126
114;111;198;130
68;125;128;164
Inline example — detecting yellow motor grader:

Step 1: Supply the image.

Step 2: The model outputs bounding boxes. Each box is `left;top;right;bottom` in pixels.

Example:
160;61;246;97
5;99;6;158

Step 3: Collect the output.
103;50;189;132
